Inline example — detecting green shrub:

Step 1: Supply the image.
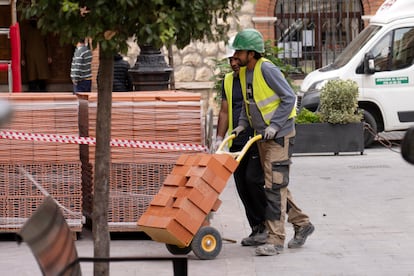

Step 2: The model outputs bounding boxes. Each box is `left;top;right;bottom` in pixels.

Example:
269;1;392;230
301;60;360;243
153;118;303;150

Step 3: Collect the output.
296;108;321;124
319;79;363;124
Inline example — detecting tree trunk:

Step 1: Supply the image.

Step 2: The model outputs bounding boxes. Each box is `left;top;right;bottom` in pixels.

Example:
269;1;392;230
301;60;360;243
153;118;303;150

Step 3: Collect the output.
92;46;113;275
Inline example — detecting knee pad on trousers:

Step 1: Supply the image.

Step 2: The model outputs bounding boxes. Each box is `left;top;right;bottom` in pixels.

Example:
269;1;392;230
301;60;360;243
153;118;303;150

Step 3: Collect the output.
264;188;282;220
264;159;290;221
271;159;290;189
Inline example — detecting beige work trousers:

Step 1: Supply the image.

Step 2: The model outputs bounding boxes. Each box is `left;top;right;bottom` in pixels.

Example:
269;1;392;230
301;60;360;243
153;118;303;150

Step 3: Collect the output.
257;130;310;246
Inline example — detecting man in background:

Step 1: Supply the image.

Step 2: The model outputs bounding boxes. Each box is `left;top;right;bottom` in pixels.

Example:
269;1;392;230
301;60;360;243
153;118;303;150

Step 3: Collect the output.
113;53;133;92
21;19;52;92
70;38;92;93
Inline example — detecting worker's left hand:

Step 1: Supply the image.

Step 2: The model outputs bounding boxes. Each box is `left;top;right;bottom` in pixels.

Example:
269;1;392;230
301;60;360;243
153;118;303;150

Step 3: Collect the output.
213;136;223;151
264;126;277;140
231;126;245;137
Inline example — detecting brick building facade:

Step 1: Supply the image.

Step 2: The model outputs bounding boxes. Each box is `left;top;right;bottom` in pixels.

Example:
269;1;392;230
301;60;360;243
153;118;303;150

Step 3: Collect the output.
161;0;387;88
0;0;389;92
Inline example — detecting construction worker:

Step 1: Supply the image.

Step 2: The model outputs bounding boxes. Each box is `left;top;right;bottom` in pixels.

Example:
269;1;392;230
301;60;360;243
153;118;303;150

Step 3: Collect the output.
231;29;314;256
214;38;267;246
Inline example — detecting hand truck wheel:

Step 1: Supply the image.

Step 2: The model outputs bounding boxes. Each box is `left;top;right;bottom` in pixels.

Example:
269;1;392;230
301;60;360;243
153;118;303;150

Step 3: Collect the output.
191;226;222;260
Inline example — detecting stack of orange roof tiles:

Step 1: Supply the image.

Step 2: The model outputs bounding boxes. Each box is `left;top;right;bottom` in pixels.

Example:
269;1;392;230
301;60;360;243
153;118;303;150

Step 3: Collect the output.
77;91;205;231
0;93;83;233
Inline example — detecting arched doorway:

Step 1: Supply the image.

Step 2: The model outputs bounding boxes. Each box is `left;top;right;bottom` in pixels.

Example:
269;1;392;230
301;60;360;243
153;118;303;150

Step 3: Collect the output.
275;0;364;74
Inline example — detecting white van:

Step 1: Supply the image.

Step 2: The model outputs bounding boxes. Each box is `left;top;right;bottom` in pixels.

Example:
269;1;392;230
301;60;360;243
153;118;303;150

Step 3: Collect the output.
299;0;414;146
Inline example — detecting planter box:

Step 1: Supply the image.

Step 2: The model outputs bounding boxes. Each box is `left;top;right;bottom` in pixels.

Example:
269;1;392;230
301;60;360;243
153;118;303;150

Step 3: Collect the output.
293;122;364;155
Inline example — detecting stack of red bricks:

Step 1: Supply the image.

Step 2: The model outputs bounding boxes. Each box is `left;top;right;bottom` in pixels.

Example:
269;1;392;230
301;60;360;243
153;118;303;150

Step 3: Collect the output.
138;152;238;247
0;93;83;233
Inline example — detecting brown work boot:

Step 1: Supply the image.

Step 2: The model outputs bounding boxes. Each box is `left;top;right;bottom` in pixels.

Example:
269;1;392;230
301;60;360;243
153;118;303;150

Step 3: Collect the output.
255;243;284;256
287;222;315;248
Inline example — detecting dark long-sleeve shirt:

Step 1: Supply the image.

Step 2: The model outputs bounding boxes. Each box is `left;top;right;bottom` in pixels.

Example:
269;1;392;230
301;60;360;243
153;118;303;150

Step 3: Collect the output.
113;55;133;92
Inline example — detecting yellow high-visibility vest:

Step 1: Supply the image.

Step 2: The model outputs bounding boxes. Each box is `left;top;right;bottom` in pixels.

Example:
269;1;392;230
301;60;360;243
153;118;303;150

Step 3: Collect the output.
224;72;234;147
239;58;296;126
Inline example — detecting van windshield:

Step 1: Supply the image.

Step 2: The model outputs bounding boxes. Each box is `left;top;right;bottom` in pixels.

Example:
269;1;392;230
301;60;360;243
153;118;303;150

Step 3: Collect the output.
321;25;382;71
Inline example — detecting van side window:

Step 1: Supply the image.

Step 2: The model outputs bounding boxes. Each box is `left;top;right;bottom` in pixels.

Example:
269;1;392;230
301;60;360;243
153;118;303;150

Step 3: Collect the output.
392;27;414;70
371;33;392;72
370;27;414;72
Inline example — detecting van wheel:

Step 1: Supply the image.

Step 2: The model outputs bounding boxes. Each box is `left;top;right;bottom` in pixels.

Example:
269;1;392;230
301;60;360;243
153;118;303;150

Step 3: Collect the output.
363;110;377;147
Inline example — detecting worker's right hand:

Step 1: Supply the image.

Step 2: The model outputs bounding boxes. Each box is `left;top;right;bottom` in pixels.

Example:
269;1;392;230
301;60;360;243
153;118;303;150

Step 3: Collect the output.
231;126;245;137
264;126;277;140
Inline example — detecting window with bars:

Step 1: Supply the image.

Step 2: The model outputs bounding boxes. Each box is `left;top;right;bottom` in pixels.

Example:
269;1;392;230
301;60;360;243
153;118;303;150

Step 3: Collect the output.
275;0;364;74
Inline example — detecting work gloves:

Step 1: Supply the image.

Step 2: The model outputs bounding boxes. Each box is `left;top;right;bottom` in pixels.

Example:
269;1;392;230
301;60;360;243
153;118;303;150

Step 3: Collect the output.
264;126;277;140
213;136;223;152
230;125;277;140
231;126;245;137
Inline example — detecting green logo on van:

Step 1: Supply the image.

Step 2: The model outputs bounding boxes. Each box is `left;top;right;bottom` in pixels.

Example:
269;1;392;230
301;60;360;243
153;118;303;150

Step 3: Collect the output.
376;77;409;85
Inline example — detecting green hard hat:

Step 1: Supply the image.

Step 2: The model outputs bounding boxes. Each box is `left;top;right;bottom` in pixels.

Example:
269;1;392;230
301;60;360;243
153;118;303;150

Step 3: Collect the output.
232;29;264;53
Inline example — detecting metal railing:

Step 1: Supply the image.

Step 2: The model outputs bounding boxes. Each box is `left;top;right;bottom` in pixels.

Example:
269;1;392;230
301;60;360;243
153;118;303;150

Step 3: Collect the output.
275;0;364;74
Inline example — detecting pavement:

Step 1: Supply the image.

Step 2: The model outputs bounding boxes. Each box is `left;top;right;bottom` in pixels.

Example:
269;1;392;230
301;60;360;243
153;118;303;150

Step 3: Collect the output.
1;140;414;276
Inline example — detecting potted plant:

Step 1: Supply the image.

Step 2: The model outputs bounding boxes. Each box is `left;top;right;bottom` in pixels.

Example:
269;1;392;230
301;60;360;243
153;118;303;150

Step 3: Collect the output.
294;79;364;154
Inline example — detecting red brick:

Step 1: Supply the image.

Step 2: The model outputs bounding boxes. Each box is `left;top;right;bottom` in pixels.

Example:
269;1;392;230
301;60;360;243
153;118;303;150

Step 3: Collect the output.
185;172;228;194
150;193;175;207
174;186;191;198
137;213;150;225
187;166;216;185
199;154;233;178
185;177;220;213
164;219;193;246
175;154;190;165
186;186;206;209
138;219;193;247
173;198;207;234
213;154;239;173
163;174;188;186
157;186;178;196
182;154;203;165
184;176;198;188
210;175;228;193
170;164;191;176
137;213;171;228
141;205;165;216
